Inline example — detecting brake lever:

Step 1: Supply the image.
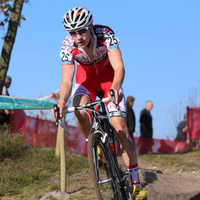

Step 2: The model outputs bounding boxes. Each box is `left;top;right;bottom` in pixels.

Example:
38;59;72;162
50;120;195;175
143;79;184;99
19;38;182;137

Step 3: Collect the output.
109;89;120;111
109;89;115;103
53;104;60;128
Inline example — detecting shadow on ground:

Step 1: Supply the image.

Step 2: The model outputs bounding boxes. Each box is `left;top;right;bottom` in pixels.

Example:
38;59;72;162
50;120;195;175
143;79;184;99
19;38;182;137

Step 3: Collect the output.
190;193;200;200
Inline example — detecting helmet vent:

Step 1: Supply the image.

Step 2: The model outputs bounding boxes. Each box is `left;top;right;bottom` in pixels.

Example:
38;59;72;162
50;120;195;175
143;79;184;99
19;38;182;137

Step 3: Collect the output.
78;20;86;27
65;16;71;23
71;24;76;28
88;15;92;23
80;13;86;21
75;14;80;22
71;10;74;21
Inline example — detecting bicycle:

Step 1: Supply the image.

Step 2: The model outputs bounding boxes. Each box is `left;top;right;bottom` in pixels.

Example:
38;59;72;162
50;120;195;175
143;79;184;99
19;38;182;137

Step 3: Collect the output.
53;89;133;200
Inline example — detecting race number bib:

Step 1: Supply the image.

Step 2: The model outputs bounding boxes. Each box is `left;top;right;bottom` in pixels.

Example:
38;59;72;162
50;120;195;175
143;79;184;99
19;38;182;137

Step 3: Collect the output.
60;50;73;62
105;31;119;47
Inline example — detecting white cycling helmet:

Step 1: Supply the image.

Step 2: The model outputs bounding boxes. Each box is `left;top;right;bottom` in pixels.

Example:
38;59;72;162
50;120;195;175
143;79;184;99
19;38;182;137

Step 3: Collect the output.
63;7;93;31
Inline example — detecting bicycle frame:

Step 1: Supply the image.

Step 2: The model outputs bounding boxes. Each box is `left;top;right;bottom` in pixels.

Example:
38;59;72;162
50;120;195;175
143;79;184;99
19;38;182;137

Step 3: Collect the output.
58;93;125;177
57;96;109;132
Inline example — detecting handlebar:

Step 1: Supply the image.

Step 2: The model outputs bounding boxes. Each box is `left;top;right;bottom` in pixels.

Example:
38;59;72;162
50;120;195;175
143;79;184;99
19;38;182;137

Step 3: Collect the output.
62;97;110;114
53;97;110;130
54;89;120;131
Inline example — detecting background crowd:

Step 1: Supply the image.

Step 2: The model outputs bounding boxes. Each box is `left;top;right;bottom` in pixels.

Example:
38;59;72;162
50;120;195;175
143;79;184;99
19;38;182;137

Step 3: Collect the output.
126;95;190;148
126;96;154;140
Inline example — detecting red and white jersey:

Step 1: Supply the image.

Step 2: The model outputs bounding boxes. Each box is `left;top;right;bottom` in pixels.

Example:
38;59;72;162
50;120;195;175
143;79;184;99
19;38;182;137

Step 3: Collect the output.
60;25;126;117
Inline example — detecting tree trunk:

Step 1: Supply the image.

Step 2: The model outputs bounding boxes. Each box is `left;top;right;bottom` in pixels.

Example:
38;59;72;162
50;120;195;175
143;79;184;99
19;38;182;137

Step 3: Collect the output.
0;0;24;94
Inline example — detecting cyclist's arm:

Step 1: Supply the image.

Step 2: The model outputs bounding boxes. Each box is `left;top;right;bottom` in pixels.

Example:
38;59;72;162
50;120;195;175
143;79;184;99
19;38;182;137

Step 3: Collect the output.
58;64;75;117
108;48;125;104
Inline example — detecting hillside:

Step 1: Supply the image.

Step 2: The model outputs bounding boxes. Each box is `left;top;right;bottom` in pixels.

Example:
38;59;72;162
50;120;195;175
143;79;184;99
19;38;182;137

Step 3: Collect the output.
1;150;200;200
0;131;200;200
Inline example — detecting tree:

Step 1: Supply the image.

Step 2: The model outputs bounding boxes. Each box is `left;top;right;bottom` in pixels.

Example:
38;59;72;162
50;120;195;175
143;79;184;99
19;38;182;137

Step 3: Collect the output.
0;0;26;94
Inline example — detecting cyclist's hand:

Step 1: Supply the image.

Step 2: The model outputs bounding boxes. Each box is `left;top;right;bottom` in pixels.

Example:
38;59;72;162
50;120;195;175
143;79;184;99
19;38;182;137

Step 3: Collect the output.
57;99;66;118
51;99;65;121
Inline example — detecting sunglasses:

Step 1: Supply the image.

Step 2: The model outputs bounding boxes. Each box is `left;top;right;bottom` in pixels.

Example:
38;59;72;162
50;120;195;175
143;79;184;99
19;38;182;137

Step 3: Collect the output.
69;27;89;37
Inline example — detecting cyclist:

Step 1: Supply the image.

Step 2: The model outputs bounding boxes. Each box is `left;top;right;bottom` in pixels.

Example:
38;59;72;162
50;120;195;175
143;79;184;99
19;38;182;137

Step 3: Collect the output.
52;6;147;199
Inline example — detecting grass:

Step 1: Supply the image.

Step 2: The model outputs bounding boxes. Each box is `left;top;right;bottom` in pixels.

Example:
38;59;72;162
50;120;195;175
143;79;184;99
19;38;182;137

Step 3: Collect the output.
138;149;200;172
0;125;28;162
0;126;89;199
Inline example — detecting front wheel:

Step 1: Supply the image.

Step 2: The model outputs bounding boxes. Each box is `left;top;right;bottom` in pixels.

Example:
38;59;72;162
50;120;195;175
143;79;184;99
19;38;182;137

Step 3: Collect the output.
110;150;133;200
87;131;122;200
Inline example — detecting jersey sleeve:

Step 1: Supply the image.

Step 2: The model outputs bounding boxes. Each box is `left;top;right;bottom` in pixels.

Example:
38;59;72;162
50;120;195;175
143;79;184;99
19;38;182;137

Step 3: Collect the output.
93;25;120;51
60;35;75;65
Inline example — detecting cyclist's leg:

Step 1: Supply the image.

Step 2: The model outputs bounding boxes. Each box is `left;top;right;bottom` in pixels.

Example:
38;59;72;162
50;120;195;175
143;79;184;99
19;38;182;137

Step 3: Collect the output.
71;84;96;137
106;88;147;199
110;117;147;200
105;88;137;166
110;116;137;166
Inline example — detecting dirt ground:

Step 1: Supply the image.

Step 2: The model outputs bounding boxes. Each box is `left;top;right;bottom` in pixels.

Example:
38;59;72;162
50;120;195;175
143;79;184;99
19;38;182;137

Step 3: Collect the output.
139;157;200;200
62;151;200;200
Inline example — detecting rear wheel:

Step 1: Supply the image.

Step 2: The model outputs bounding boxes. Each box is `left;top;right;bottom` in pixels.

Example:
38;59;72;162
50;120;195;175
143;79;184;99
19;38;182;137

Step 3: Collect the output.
87;131;122;200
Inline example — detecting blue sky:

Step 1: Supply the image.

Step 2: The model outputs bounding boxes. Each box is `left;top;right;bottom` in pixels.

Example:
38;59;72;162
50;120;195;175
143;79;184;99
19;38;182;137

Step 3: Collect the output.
0;0;200;140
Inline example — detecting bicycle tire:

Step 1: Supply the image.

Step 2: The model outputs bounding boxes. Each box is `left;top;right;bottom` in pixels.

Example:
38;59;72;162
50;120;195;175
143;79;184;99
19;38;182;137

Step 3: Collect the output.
109;148;133;200
87;131;123;200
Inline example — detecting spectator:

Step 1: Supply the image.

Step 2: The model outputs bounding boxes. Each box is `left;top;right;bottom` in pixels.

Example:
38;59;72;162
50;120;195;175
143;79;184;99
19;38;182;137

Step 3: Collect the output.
175;113;187;142
126;96;136;141
0;76;12;126
140;100;153;138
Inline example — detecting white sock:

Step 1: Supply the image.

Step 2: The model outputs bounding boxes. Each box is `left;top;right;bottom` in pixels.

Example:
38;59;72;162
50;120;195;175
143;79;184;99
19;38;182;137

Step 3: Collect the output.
127;163;141;186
